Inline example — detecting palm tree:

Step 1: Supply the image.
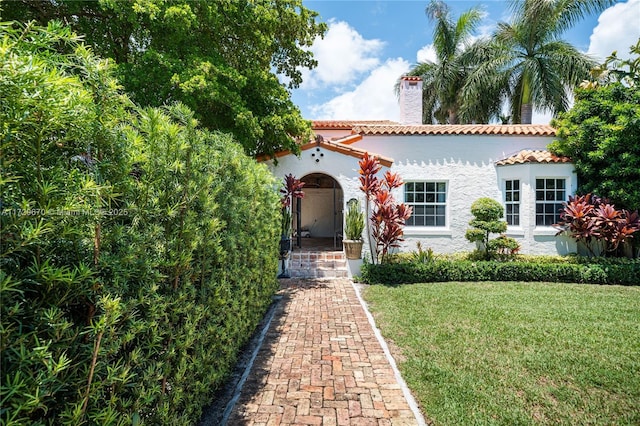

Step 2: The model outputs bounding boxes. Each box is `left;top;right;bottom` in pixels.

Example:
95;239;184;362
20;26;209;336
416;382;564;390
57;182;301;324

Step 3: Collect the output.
398;0;493;124
461;0;616;124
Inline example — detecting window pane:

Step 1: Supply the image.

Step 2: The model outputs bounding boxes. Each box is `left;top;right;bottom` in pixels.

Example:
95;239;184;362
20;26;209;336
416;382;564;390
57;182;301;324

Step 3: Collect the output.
514;180;520;190
514;192;519;202
506;192;512;202
536;179;544;189
404;181;447;227
556;179;565;189
546;191;555;200
546;179;555;189
506;180;512;190
536;191;545;201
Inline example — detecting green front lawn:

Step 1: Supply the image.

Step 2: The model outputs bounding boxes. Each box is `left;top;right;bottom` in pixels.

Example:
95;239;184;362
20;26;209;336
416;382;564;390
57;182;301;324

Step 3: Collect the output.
364;282;640;425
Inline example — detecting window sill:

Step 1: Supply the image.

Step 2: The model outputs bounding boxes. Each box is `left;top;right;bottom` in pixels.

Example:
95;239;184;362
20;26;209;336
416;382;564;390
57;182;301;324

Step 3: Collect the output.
533;227;560;236
505;227;525;237
404;227;452;236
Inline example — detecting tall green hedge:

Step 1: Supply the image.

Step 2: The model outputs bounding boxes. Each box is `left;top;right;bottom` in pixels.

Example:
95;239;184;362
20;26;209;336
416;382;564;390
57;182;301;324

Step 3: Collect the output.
1;21;280;425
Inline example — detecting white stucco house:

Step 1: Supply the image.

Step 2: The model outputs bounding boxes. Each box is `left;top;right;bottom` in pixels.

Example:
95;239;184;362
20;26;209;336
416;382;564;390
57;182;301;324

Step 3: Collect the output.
260;76;577;258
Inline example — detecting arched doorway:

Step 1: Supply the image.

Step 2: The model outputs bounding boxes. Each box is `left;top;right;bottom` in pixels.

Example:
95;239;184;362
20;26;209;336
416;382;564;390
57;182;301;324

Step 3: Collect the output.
295;173;344;250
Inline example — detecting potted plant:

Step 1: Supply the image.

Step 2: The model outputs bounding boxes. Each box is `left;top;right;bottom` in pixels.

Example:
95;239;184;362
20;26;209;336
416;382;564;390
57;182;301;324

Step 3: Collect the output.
280;208;292;255
343;198;365;259
278;174;304;278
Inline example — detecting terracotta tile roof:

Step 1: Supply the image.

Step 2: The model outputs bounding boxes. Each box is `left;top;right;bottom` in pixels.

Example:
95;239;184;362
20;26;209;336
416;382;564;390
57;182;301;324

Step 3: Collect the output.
312;120;397;130
351;124;557;136
256;134;394;167
400;76;422;82
495;149;571;166
323;136;393;167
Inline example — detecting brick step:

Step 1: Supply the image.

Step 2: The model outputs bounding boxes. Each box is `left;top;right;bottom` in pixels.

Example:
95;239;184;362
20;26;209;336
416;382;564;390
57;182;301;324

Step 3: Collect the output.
286;251;348;279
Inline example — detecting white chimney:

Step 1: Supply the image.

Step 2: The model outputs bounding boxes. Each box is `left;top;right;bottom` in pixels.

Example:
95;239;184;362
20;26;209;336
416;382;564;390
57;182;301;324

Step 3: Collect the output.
399;76;423;125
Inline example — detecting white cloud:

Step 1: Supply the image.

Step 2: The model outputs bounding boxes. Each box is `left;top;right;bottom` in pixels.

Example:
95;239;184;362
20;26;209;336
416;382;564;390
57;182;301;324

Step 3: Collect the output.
416;44;437;63
309;58;411;120
301;19;385;89
588;0;640;61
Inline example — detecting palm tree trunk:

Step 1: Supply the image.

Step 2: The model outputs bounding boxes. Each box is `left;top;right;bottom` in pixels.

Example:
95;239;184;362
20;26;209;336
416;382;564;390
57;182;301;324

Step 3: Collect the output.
521;103;533;124
448;110;458;124
520;75;533;124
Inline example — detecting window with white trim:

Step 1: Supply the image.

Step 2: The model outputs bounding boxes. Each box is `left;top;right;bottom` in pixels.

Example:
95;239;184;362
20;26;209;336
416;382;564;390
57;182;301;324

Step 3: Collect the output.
404;181;447;227
505;179;520;226
535;178;566;226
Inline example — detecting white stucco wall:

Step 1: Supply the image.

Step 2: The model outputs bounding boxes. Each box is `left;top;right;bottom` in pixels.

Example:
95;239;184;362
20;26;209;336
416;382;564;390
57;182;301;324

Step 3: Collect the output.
399;79;423;125
266;133;578;256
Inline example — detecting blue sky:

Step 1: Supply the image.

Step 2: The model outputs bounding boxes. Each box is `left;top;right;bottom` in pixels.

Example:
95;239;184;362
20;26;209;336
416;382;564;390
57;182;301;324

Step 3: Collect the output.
290;0;640;124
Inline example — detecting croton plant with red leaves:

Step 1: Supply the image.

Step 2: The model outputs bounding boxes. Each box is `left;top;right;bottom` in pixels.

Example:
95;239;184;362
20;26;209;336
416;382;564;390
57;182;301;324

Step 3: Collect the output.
279;174;304;238
555;193;640;257
359;153;412;264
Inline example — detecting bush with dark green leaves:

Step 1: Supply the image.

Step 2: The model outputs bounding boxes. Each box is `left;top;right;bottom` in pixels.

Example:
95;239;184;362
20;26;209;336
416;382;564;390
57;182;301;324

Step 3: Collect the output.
465;197;519;260
361;258;640;286
549;43;640;212
1;21;280;425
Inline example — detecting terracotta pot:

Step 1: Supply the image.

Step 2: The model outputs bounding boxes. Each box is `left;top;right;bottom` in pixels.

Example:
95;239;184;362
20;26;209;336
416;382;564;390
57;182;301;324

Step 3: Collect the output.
343;240;363;260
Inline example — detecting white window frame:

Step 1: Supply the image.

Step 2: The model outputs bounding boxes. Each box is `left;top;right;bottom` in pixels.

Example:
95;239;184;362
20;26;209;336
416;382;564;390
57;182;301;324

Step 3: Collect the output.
404;181;448;228
535;177;567;227
504;179;521;227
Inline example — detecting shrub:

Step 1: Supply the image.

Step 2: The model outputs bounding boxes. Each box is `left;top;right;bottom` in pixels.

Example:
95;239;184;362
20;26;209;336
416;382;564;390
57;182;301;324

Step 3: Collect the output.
1;21;280;425
465;198;519;260
359;153;412;264
555;193;640;257
361;259;640;286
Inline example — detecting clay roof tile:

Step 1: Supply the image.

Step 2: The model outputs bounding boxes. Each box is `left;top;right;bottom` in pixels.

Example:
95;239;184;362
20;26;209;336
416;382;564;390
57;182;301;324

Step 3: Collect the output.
495;149;571;166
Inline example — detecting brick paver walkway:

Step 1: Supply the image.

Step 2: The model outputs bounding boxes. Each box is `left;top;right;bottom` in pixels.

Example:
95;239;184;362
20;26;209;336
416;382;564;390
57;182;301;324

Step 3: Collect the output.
228;278;420;426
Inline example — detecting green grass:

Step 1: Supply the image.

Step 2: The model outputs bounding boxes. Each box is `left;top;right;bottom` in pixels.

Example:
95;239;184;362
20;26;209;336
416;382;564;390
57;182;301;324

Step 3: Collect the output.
363;282;640;425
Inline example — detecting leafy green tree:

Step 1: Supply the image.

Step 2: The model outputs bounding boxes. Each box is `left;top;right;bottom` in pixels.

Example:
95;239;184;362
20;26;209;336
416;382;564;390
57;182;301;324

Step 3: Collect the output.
461;0;615;124
1;0;326;157
398;0;490;124
549;43;640;212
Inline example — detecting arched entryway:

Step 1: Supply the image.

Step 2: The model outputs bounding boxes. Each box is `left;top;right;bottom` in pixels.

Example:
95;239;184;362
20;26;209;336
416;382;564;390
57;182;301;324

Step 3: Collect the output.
294;173;344;250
